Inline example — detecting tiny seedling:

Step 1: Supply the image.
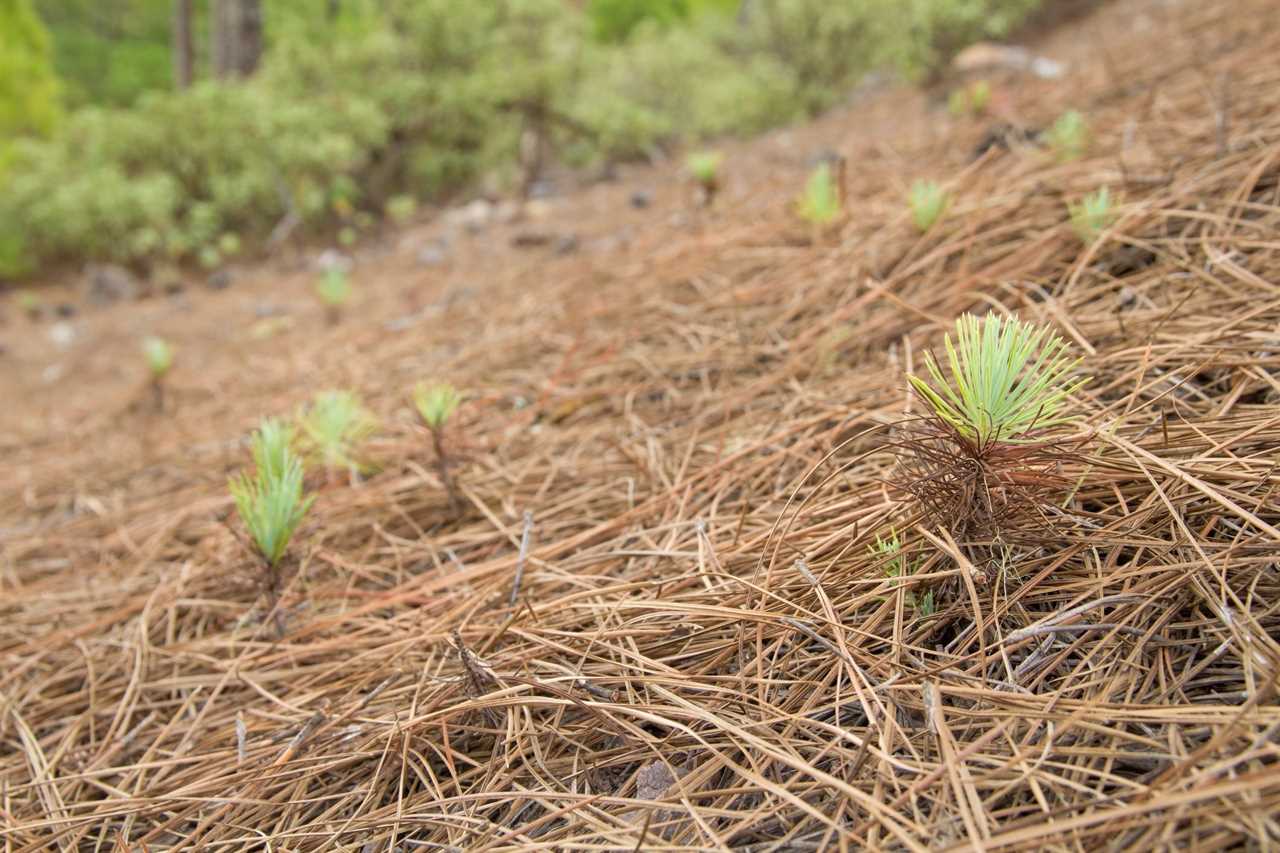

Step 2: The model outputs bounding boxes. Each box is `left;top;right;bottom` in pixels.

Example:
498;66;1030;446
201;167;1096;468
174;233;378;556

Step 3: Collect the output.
230;420;314;632
15;289;41;321
948;80;991;117
338;226;358;248
198;246;222;271
797;162;842;229
1045;110;1088;162
315;267;352;325
386;195;417;226
413;381;462;511
908;180;949;233
908;312;1087;451
1068;186;1116;244
298;390;377;476
869;532;934;616
687;151;723;206
142;336;174;412
218;233;242;258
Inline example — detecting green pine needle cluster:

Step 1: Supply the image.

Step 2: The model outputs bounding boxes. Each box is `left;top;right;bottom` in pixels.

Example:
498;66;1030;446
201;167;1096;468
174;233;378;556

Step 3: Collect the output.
686;151;723;188
142;336;173;378
1068;186;1116;243
797;162;842;227
1045;110;1088;162
414;382;461;431
869;532;934;617
230;419;314;568
908;179;949;232
908;312;1087;448
315;268;352;308
298;390;377;472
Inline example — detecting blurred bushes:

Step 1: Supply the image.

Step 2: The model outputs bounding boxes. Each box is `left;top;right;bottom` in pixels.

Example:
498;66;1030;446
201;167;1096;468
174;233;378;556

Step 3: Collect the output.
0;0;1042;277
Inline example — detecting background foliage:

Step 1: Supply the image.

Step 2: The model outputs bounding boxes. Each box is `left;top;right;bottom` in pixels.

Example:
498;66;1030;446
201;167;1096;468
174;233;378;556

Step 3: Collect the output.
0;0;1044;277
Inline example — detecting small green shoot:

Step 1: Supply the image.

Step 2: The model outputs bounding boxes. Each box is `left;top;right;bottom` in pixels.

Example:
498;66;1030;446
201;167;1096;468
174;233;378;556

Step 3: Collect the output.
797;162;842;228
948;80;991;117
687;150;723;206
315;267;352;325
142;336;174;412
414;381;463;511
908;180;949;233
869;532;934;616
1068;186;1116;244
218;233;242;257
198;246;222;271
386;195;418;226
1045;110;1088;162
908;312;1087;450
230;420;314;633
298;390;377;475
338;226;358;248
16;289;42;320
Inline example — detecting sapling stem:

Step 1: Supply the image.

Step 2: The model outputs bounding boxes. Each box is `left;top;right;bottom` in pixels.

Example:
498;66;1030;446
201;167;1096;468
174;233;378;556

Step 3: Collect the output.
413;381;463;514
431;424;460;512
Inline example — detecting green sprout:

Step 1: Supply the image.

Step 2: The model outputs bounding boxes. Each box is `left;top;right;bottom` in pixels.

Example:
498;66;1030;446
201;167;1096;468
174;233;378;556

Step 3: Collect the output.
16;289;42;320
948;80;991;117
338;226;358;248
908;180;950;233
869;532;934;617
1045;110;1088;162
230;424;313;569
298;390;377;474
1068;186;1116;244
797;162;842;228
413;381;463;512
218;233;242;258
908;312;1087;449
315;267;352;325
687;150;723;206
142;336;174;412
198;246;222;271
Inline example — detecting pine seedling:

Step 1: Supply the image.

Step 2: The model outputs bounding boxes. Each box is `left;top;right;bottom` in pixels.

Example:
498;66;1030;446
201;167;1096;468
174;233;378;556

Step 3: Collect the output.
1068;186;1116;244
908;180;950;232
142;336;174;412
315;267;352;325
250;417;297;481
1045;110;1088;162
908;312;1087;451
797;162;842;228
869;532;934;616
413;381;462;511
969;80;991;114
687;151;723;206
297;390;377;476
16;290;41;321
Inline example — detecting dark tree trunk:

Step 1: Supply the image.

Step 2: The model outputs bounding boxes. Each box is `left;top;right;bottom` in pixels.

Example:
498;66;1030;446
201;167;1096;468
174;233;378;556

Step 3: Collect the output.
212;0;262;79
172;0;194;89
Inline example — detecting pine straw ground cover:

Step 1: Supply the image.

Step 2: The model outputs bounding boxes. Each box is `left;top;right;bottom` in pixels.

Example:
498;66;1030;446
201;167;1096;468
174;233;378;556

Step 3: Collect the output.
4;0;1280;849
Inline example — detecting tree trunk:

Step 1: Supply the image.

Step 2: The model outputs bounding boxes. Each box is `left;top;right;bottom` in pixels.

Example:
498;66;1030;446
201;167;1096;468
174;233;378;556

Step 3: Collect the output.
327;0;340;20
172;0;194;89
212;0;262;79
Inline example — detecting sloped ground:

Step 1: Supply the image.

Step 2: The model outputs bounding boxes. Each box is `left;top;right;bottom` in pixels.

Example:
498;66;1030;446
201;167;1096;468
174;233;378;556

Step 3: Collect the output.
4;0;1280;848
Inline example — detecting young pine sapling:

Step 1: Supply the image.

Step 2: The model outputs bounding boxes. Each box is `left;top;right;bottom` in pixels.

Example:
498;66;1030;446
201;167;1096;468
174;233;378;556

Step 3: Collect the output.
413;381;462;512
1068;186;1116;244
298;390;377;479
686;151;723;207
797;161;843;230
229;418;314;632
908;180;950;233
869;531;934;617
315;267;352;326
142;336;174;412
1045;110;1088;162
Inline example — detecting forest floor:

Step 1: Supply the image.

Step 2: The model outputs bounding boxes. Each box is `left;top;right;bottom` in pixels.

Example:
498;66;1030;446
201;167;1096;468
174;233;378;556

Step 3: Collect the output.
4;0;1280;848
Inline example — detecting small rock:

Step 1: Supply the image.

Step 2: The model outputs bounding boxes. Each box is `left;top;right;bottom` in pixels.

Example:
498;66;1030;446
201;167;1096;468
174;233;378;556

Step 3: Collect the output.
254;302;286;319
495;200;523;225
449;199;495;233
512;231;553;249
417;246;447;267
635;761;676;800
315;249;354;274
554;234;580;255
84;263;138;305
207;269;234;291
55;303;77;318
528;180;557;199
629;190;652;209
952;42;1066;79
48;322;77;350
524;199;555;221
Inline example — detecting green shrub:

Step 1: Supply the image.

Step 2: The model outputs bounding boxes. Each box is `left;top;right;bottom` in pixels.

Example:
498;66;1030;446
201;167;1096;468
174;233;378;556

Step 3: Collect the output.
0;0;63;138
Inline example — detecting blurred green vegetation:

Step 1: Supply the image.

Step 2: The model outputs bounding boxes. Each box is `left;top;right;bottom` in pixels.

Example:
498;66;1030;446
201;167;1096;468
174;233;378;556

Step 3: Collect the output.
0;0;1041;277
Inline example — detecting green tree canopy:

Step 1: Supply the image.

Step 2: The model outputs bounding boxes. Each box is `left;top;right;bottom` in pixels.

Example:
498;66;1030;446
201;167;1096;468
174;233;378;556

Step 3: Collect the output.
0;0;62;136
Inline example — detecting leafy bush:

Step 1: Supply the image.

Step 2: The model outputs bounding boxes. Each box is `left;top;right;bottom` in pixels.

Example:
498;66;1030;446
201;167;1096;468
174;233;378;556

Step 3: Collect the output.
0;0;62;138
